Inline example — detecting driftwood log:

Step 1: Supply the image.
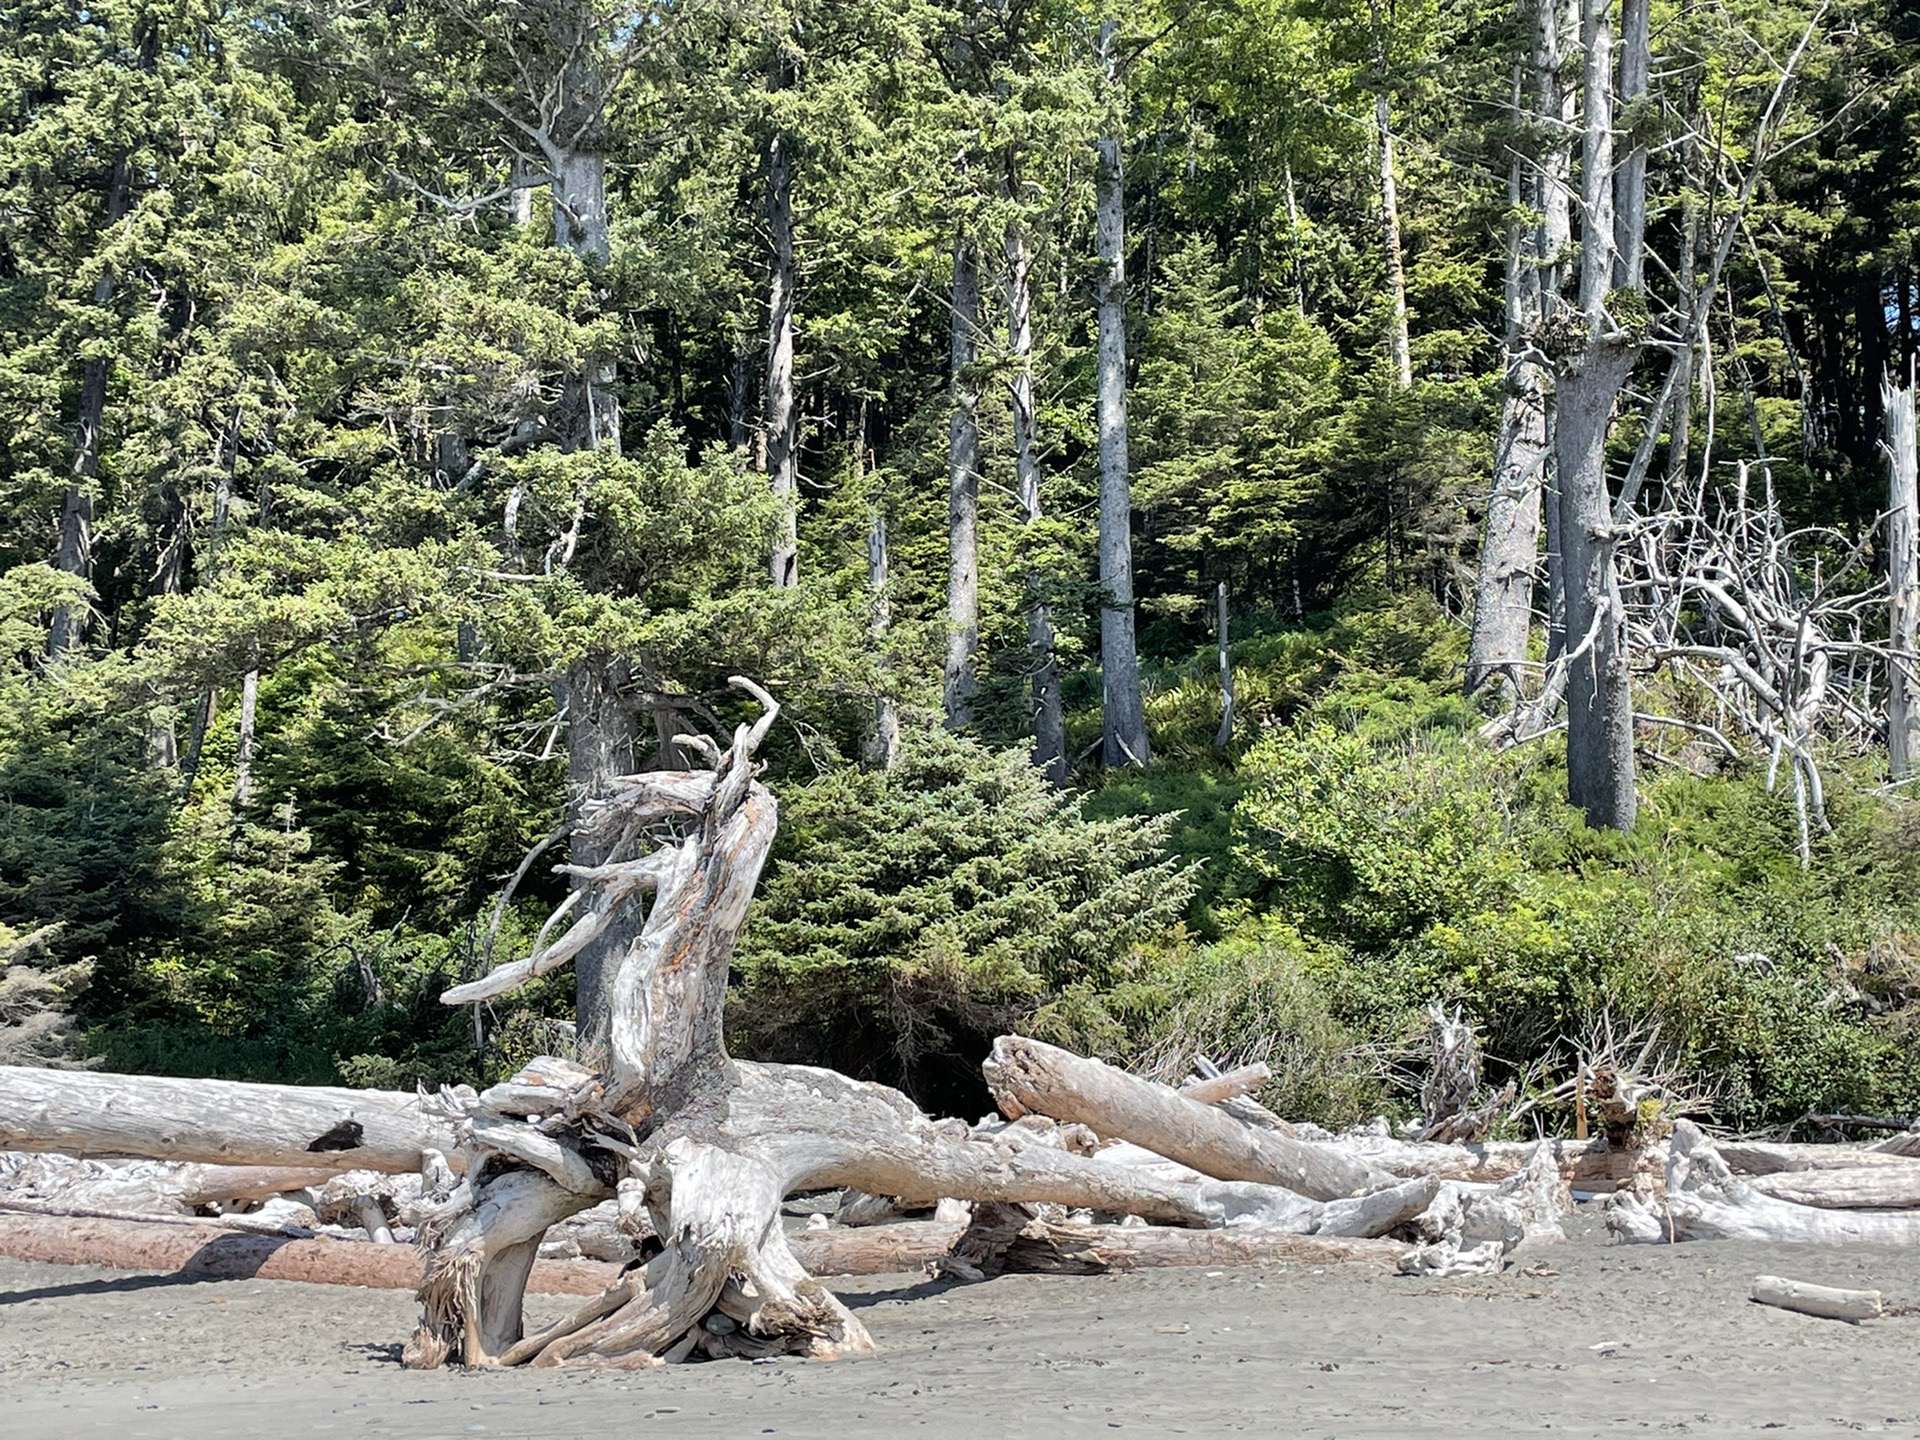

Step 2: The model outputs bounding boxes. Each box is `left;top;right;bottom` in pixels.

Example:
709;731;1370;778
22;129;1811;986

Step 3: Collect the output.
0;1067;456;1173
1750;1275;1883;1322
983;1036;1391;1200
1609;1122;1920;1244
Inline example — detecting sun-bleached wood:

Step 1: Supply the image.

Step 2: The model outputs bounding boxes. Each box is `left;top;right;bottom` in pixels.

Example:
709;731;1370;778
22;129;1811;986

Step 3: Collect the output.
1609;1122;1920;1245
1748;1165;1920;1209
0;1066;457;1173
983;1035;1392;1200
1750;1275;1882;1322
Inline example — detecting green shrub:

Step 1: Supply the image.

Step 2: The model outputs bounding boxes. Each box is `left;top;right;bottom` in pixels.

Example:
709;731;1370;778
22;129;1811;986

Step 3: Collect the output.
730;729;1194;1106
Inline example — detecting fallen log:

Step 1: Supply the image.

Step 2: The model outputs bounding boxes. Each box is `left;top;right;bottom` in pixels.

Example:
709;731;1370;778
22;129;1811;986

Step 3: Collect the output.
1333;1133;1643;1191
1714;1139;1920;1177
0;1211;614;1293
1750;1275;1883;1322
983;1036;1392;1201
0;1067;457;1174
1;1151;344;1212
1748;1165;1920;1209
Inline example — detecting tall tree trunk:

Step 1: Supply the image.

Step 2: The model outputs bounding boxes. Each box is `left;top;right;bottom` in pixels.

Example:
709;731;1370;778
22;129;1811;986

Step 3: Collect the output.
866;511;901;771
232;668;260;817
765;129;800;589
1887;368;1919;780
1006;216;1067;784
1613;0;1649;292
553;151;620;457
48;155;133;659
565;654;640;1060
1468;0;1571;694
547;125;638;1050
1553;0;1641;831
943;235;981;728
1214;581;1235;750
1373;90;1413;391
1094;21;1151;769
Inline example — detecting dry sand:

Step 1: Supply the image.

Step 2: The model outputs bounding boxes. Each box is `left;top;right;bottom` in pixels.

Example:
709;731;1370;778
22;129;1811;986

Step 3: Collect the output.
3;1219;1918;1438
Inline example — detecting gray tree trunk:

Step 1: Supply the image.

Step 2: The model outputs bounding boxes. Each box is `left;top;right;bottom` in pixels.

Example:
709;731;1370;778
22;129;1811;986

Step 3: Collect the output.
1886;370;1919;780
1214;581;1235;750
233;668;260;816
765;130;799;588
1552;0;1642;831
1006;218;1067;783
48;155;133;659
565;654;641;1059
943;236;982;728
1467;0;1572;694
553;151;620;457
866;511;901;771
1094;21;1151;769
1373;90;1413;391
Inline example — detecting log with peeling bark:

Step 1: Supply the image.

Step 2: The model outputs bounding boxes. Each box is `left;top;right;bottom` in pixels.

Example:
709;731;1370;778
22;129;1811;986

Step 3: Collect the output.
984;1035;1392;1200
1608;1122;1920;1245
0;1067;456;1173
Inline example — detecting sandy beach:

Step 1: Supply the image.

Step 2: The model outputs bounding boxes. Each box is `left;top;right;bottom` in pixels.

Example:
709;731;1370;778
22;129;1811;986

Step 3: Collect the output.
3;1218;1917;1439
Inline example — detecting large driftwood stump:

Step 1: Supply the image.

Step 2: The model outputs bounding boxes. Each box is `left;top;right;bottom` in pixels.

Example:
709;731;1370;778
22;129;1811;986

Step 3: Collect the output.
403;681;1376;1369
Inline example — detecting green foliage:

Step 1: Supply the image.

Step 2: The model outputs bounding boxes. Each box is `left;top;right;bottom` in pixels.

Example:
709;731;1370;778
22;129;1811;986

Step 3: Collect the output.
731;729;1194;1103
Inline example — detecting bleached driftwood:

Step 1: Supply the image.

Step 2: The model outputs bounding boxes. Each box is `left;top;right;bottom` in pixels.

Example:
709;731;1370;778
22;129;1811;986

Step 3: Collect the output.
984;1035;1392;1200
1396;1141;1567;1276
1750;1275;1883;1322
1608;1122;1920;1244
0;1067;458;1173
1748;1165;1920;1209
0;1150;344;1213
1717;1139;1920;1176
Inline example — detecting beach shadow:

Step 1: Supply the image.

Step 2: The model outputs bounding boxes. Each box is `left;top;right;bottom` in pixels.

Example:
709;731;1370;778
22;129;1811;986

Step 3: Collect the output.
838;1276;964;1310
0;1232;298;1305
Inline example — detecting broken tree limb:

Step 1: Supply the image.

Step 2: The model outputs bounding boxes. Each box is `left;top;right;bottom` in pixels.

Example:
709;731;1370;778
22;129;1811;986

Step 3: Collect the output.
1750;1275;1883;1322
1178;1063;1272;1106
0;1066;458;1174
983;1036;1393;1200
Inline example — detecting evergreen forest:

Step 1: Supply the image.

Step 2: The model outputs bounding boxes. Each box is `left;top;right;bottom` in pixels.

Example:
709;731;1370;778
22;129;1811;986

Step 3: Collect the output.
5;0;1920;1134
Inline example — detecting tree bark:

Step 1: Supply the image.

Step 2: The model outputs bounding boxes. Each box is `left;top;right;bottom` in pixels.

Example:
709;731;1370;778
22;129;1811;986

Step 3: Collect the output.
1214;580;1235;748
765;130;799;588
563;654;641;1058
1005;214;1067;783
865;510;901;770
552;149;620;457
943;235;982;728
1749;1165;1920;1209
1467;0;1570;696
232;667;260;815
1885;369;1918;779
1094;21;1151;769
